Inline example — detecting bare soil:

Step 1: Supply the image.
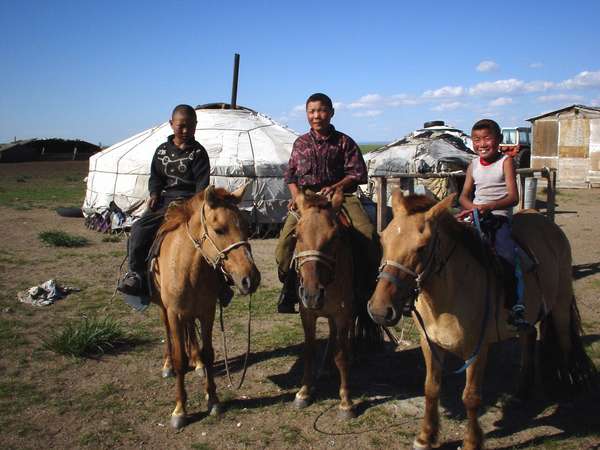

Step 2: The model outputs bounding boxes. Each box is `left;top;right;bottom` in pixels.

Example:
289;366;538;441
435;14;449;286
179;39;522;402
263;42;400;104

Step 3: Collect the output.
0;162;599;449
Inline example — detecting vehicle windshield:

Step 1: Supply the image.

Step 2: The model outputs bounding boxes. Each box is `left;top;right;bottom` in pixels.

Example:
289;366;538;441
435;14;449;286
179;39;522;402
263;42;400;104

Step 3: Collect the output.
519;130;531;145
502;130;516;145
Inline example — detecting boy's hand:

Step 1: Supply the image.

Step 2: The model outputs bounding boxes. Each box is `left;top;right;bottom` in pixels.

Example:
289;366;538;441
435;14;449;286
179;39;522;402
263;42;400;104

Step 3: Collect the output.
318;185;335;198
455;209;473;220
287;197;297;211
148;194;160;211
475;203;495;215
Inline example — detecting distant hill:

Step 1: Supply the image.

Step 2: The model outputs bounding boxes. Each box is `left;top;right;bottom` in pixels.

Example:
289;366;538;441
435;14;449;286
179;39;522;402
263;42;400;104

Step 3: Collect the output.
359;143;385;153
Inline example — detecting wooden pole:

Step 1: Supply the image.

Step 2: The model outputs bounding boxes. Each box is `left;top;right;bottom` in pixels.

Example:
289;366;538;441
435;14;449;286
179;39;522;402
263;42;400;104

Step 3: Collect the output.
376;177;388;233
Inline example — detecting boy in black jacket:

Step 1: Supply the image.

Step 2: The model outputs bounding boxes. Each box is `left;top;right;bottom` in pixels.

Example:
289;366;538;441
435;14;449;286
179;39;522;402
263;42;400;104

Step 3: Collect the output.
118;104;211;297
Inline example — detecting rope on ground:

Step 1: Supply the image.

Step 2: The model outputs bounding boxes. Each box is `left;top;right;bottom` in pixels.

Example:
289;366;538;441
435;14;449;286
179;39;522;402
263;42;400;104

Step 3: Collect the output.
219;292;252;390
311;401;415;438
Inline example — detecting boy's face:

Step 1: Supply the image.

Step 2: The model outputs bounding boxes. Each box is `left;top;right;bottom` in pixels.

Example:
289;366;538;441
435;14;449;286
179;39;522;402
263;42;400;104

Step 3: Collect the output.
472;128;501;161
306;101;334;135
170;111;197;144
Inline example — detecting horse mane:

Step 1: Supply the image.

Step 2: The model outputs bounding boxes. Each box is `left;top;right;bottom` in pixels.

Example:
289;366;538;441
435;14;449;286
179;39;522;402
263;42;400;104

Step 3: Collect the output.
302;192;331;209
401;195;495;268
156;188;237;238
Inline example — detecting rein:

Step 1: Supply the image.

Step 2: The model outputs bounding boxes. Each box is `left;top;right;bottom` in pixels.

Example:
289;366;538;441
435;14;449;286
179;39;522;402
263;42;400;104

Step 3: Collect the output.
293;250;337;272
378;224;491;375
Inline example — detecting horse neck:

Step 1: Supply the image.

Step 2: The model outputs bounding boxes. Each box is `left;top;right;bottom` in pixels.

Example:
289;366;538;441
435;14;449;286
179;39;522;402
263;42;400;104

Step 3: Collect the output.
418;226;493;323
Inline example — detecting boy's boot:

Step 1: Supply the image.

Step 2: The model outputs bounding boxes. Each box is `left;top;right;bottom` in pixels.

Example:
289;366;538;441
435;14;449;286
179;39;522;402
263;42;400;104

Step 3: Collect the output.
277;271;299;314
117;271;148;297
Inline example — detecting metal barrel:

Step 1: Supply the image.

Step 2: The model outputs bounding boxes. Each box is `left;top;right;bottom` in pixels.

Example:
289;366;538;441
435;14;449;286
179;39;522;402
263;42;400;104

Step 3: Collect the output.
523;177;538;209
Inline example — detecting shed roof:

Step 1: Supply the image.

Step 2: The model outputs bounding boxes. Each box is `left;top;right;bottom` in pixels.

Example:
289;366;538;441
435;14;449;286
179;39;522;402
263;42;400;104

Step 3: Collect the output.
527;104;600;122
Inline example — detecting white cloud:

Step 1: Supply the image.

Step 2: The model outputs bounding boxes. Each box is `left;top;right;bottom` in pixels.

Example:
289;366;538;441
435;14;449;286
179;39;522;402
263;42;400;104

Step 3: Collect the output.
431;102;464;111
469;79;524;96
352;110;383;118
348;94;383;109
529;62;543;69
523;80;555;92
489;97;513;107
560;70;600;89
332;102;344;110
537;94;584;103
476;60;499;72
422;86;465;98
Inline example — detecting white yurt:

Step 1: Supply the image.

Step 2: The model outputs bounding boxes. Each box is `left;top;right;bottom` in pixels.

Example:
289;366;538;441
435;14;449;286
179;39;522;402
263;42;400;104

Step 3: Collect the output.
363;121;475;200
83;104;298;229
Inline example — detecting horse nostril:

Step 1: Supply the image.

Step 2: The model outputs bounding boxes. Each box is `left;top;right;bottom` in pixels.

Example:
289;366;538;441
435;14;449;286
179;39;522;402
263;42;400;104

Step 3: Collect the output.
241;276;251;291
385;306;396;323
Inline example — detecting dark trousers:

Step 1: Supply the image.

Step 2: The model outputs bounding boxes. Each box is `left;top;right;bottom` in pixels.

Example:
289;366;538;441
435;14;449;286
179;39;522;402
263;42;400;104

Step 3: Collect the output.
127;206;167;273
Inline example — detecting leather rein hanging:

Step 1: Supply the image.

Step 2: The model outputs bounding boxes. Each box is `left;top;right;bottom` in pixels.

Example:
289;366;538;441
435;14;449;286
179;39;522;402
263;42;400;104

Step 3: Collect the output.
185;202;252;274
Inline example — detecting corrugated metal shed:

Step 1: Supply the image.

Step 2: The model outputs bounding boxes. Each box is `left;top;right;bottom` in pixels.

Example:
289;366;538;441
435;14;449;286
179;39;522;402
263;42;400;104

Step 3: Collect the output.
527;104;600;188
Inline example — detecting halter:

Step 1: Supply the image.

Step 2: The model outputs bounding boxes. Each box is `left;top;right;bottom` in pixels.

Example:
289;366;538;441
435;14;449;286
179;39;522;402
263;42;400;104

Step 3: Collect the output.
291;208;339;277
185;202;252;273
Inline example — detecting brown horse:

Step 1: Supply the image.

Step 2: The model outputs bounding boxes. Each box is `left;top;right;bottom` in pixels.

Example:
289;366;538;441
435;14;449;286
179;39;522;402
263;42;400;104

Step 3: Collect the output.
292;189;381;419
368;192;596;450
151;184;260;429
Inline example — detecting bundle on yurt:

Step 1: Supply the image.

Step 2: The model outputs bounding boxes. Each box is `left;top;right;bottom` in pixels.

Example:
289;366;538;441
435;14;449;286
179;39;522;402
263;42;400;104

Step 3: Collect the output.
83;104;298;233
364;121;475;200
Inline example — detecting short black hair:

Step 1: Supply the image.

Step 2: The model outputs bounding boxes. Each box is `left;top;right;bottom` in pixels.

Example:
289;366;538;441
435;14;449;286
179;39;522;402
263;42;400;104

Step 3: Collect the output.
172;104;197;120
472;119;501;139
305;93;333;110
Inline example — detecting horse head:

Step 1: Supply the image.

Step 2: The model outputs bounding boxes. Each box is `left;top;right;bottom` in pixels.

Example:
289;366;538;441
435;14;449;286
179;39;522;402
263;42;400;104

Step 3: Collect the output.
190;183;260;295
368;191;454;326
293;188;344;310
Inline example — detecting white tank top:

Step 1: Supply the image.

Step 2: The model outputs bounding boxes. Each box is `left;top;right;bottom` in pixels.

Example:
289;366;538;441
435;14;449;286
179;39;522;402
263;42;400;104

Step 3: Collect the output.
472;155;512;218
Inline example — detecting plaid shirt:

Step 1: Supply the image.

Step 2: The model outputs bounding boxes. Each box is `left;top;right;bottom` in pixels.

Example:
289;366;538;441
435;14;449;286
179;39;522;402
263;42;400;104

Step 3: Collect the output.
284;126;367;192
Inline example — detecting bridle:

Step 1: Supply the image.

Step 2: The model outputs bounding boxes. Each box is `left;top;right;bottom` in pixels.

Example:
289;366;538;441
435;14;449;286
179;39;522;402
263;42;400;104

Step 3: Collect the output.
291;209;338;278
185;202;252;275
376;229;442;304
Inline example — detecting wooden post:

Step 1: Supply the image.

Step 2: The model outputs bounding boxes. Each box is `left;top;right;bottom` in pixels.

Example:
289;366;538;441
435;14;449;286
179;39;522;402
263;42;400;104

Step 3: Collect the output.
376;177;387;233
547;168;556;222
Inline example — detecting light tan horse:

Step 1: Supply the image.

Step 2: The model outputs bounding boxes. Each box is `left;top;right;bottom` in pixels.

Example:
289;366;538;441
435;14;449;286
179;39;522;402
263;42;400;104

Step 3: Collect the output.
151;184;260;429
292;189;381;419
368;192;596;450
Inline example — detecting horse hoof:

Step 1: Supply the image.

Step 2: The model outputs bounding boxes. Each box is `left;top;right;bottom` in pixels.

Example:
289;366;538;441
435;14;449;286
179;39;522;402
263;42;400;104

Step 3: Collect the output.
293;396;311;409
337;407;356;420
162;368;175;378
195;366;205;379
170;414;186;429
208;402;222;416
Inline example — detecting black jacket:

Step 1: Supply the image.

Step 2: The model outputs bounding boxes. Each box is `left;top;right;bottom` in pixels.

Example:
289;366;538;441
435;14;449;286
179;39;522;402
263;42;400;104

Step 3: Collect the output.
148;135;210;200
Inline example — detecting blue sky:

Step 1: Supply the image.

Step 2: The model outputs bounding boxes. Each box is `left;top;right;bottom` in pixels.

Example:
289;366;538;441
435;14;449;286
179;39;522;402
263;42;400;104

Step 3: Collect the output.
1;0;599;145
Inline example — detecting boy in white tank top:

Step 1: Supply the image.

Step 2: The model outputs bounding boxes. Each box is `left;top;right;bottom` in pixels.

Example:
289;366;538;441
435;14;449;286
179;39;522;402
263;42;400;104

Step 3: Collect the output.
459;119;532;331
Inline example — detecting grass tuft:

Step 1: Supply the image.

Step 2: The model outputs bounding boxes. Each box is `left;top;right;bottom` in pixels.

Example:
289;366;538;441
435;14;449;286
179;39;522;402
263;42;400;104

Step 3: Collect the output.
43;315;133;357
102;234;122;243
39;230;89;247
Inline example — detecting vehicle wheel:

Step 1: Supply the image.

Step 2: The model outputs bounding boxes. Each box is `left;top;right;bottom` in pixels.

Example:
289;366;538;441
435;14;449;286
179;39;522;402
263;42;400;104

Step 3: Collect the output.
56;207;84;218
516;150;531;169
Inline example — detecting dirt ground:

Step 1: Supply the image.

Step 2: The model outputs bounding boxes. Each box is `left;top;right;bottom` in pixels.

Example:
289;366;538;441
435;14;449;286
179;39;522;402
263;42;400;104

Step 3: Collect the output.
0;162;599;449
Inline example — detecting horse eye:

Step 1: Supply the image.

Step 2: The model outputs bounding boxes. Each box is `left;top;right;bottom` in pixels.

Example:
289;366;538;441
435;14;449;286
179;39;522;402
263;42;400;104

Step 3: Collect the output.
214;227;226;235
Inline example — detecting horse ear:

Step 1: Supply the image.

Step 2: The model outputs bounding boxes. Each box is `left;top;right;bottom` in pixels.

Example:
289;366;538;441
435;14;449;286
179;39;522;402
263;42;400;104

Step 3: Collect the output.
425;193;456;221
330;188;344;212
391;189;409;217
205;185;217;208
230;180;251;204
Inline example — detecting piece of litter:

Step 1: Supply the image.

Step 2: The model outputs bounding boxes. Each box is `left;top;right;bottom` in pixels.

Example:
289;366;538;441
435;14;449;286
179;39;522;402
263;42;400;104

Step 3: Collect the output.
17;279;80;307
157;423;165;427
201;432;207;436
236;422;242;428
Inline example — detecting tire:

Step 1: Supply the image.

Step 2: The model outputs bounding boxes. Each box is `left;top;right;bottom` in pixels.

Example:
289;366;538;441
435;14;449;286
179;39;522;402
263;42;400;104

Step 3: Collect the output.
56;207;84;218
423;120;445;128
516;150;531;169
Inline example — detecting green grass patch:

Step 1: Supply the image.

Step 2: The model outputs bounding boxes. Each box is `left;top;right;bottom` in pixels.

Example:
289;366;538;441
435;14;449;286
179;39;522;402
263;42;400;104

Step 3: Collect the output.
102;235;122;243
0;318;27;347
191;444;212;450
254;323;304;349
360;143;384;153
42;315;135;357
39;230;89;247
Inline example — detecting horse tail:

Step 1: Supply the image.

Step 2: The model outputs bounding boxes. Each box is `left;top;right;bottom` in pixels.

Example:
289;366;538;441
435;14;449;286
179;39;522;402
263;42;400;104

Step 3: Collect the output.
539;297;598;396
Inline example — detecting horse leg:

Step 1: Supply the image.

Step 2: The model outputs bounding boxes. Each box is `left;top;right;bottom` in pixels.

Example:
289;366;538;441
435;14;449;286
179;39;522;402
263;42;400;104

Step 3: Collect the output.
333;316;355;419
166;309;188;429
318;318;336;379
461;348;488;450
187;320;205;378
294;311;316;409
199;315;221;416
414;340;443;450
160;306;175;379
516;327;537;400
